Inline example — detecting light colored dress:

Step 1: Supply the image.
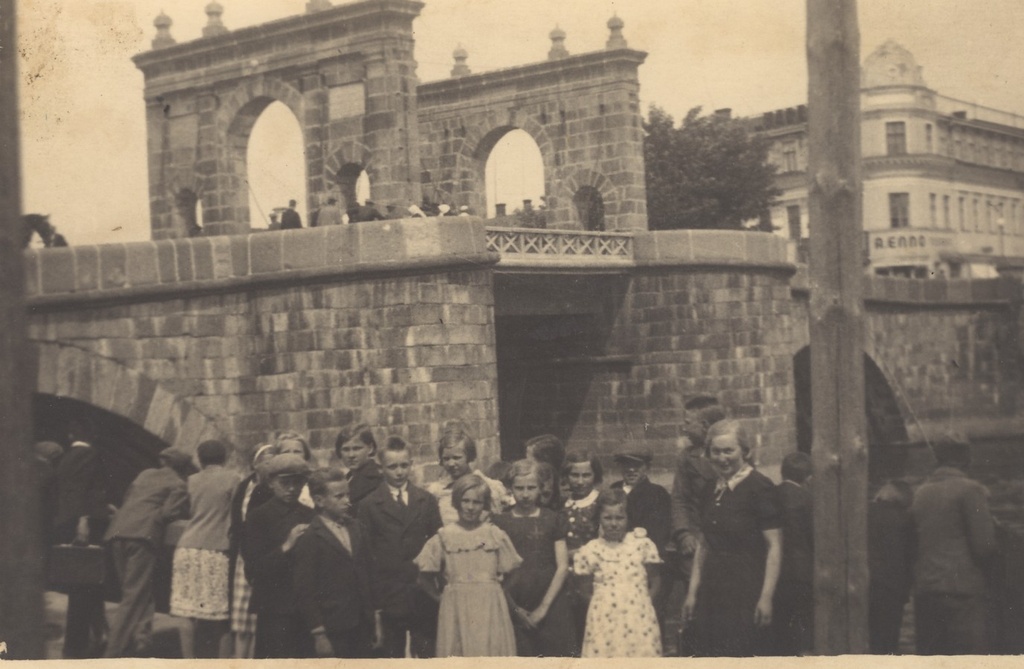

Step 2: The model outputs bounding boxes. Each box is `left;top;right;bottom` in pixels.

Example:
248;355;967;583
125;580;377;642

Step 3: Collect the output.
414;523;523;656
573;529;662;657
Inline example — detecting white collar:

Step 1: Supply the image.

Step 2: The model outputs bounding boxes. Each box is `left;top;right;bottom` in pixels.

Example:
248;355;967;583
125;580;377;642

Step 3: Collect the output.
388;482;408;495
716;464;754;493
70;441;91;449
565;489;599;509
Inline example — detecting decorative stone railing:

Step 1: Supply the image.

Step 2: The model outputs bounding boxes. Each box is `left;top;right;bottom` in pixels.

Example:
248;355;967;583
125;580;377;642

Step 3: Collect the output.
485;226;634;269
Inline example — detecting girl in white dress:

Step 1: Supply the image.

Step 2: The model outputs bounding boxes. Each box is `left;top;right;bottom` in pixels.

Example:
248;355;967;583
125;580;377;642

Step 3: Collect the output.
573;488;662;657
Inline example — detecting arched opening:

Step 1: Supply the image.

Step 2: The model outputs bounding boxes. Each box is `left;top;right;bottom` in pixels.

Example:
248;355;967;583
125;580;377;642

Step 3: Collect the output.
33;393;186;609
173;189;202;237
483;128;545;222
574;186;606;231
234;99;307;230
33;394;171;504
793;347;910;481
336;163;371;213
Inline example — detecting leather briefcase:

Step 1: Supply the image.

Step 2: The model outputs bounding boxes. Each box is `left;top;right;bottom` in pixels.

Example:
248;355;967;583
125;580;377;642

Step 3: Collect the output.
48;544;107;587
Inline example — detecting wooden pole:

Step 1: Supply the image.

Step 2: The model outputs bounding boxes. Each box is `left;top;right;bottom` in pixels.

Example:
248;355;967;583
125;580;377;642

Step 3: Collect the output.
806;0;869;655
0;0;45;659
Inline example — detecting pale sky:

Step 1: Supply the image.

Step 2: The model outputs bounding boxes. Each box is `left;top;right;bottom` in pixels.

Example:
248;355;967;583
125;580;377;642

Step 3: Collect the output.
15;0;1024;244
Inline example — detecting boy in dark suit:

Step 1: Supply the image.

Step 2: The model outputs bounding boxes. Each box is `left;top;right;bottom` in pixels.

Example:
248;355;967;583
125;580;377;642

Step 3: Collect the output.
773;451;814;656
334;424;382;513
358;436;443;658
242;454;315;659
293;468;381;658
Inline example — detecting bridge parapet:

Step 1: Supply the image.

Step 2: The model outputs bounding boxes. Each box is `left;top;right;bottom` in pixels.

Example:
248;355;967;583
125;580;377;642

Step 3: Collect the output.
24;217;494;307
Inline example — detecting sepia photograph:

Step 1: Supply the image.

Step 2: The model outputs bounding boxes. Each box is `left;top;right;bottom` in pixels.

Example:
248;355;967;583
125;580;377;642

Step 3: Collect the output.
1;0;1024;662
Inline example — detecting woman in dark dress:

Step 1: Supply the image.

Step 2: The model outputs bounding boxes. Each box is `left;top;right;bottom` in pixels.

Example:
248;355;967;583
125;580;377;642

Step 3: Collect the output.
682;419;782;657
493;459;577;657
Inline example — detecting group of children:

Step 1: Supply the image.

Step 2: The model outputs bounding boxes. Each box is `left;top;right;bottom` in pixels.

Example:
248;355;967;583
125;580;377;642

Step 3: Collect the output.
250;424;669;658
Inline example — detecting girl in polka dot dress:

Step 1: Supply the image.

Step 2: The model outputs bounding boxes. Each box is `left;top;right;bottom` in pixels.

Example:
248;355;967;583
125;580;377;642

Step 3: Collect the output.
573;488;662;657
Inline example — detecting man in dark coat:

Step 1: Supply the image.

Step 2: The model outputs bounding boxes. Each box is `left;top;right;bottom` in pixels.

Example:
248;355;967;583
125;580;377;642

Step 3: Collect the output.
357;437;443;658
53;418;111;659
773;451;814;655
103;447;191;657
279;200;302;229
242;454;315;659
294;469;381;658
911;435;996;655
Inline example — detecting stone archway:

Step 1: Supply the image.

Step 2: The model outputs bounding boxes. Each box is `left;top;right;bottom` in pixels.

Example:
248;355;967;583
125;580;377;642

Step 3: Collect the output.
32;341;225;454
793;346;911;480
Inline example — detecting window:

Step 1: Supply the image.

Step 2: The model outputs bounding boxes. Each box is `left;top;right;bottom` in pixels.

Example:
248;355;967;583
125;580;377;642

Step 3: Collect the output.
925;124;933;153
943;195;950;229
959;196;966;230
1014;201;1020;235
787;205;801;240
973;198;980;231
929;194;937;227
886;122;907;155
783;143;798;172
889;193;910;228
986;200;994;232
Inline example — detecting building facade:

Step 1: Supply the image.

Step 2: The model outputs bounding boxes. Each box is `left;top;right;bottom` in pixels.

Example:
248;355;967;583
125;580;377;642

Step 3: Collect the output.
756;41;1024;278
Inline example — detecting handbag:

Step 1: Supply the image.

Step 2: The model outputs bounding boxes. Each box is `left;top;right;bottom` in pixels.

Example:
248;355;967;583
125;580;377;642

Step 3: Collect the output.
48;544;107;587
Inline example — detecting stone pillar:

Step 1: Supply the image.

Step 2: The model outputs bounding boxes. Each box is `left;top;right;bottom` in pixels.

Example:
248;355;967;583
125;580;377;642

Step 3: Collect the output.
548;26;569;60
606;15;627;49
202;1;228;38
152;12;176;49
362;43;420;209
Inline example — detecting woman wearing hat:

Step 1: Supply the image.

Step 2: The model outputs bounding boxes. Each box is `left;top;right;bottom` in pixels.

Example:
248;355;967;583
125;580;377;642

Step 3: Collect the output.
241;453;315;658
682;419;782;657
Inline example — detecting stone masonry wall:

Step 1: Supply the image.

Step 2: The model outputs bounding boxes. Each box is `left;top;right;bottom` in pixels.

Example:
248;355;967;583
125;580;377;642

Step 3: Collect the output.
509;231;798;472
790;271;1022;441
25;217;502;468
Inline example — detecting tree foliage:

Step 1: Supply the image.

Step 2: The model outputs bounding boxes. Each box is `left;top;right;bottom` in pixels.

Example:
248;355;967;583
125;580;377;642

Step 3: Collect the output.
644;105;781;231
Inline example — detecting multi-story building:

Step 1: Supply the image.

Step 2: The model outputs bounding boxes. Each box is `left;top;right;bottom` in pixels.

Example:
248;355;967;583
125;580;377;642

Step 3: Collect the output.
755;41;1024;278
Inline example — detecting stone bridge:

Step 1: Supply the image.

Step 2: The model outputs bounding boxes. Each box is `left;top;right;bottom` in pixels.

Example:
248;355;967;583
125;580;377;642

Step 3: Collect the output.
24;221;1023;488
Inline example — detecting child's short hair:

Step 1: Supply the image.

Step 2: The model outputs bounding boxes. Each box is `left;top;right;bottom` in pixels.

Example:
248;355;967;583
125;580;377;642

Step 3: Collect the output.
683;394;720;412
562;449;604;484
450;473;491;511
334;423;378;458
510;458;552;485
525;434;565;470
197;439;227;467
486;460;514;488
308;467;348;499
382;435;409;455
781;451;812;484
437;421;477;464
273;430;312;461
595;488;628;515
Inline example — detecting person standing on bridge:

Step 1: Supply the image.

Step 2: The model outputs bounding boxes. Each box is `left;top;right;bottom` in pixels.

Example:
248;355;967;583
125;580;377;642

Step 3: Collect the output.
280;200;302;229
911;434;996;655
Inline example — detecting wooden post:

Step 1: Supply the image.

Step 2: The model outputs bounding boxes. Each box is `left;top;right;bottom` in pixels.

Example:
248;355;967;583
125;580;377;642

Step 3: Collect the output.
0;0;45;659
806;0;869;655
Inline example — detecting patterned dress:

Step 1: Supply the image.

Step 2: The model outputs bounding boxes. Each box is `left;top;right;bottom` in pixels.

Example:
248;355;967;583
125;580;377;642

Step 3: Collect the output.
414;523;522;656
573;529;662;657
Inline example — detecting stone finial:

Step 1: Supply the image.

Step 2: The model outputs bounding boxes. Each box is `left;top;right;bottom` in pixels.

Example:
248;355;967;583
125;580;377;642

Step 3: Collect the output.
451;44;470;77
202;1;228;38
306;0;332;11
548;25;569;60
606;14;627;49
152;11;176;49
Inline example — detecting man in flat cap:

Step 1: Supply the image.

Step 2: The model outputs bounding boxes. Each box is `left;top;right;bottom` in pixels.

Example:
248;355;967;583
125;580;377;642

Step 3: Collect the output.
242;454;316;658
611;446;673;642
103;447;193;657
